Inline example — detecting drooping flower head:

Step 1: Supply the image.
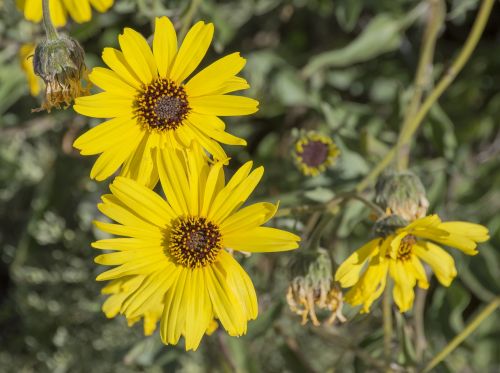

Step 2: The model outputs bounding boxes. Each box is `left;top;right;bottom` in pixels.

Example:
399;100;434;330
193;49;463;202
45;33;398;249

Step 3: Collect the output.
17;0;114;28
335;215;489;313
73;17;258;187
293;131;340;176
94;143;299;350
19;43;41;97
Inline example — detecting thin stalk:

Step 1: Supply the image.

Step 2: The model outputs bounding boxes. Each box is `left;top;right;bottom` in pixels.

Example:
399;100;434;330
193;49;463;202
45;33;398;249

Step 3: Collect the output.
383;285;393;370
42;0;58;41
397;0;444;170
422;296;500;372
179;0;203;41
356;0;495;192
414;288;428;362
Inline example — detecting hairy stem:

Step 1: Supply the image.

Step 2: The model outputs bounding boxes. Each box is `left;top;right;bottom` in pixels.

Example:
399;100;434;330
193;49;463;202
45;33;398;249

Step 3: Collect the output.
42;0;58;41
356;0;495;192
422;297;500;372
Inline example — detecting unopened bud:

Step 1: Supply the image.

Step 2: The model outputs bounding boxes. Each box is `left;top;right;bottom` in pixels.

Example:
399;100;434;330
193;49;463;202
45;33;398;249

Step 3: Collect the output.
33;35;88;112
375;171;429;222
287;248;346;326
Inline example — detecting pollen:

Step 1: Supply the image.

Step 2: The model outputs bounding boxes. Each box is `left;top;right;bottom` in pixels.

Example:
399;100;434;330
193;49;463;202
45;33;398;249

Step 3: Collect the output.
396;235;416;261
168;216;223;268
136;78;190;132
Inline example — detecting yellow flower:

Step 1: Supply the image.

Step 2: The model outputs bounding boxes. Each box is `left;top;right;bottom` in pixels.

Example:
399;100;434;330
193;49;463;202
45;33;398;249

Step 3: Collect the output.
19;43;41;96
17;0;114;28
73;17;258;187
335;215;489;313
293;131;340;176
93;144;299;350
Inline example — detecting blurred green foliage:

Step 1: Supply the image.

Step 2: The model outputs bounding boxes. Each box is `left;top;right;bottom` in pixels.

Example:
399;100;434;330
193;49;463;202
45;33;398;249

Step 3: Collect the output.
0;0;499;372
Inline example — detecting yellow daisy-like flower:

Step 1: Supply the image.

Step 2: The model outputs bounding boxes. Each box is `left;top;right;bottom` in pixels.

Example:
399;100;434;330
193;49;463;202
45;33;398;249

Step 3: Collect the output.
335;215;489;313
293;131;340;176
17;0;114;28
73;17;258;187
93;144;299;350
19;43;41;96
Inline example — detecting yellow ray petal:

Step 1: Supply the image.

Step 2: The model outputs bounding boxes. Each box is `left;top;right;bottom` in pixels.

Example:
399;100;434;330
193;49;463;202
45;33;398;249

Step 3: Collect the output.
190;95;259;116
389;261;415;312
89;0;113;12
62;0;91;23
220;202;277;235
188;116;246;146
414;242;457;286
169;21;214;83
335;238;381;287
120;134;159;188
89;67;138;96
102;47;142;89
153;16;177;77
118;28;157;84
161;269;189;345
224;227;300;253
90;140;138;181
93;221;164;240
74;92;134;118
185;52;246;97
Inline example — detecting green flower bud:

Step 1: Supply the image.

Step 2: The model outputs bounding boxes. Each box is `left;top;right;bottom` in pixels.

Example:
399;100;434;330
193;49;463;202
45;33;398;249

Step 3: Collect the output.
375;171;429;222
33;35;88;112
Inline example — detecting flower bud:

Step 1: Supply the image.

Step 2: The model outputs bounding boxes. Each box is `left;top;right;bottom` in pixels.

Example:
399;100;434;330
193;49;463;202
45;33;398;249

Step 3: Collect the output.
286;248;346;326
33;35;88;112
375;171;429;222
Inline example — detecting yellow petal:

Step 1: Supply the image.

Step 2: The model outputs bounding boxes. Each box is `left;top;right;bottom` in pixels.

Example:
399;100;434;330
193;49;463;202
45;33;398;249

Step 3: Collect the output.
89;67;138;96
169;21;214;83
161;269;189;345
120;134;159;188
224;227;300;253
90;140;138;181
389;261;415;312
89;0;113;12
153;16;177;77
102;47;142;89
414;242;457;287
190;95;259;116
62;0;91;23
118;28;157;84
185;52;246;97
188;115;246;146
93;221;163;240
335;238;381;287
221;202;277;235
74;92;134;118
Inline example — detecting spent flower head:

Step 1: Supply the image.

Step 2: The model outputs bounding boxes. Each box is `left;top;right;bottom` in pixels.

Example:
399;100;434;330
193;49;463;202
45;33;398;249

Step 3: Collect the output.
287;248;346;326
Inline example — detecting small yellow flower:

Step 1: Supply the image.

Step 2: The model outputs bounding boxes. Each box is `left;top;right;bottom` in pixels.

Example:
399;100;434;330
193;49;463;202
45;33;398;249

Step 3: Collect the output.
335;215;489;313
17;0;114;28
94;143;299;350
73;17;258;187
293;131;340;176
19;43;42;96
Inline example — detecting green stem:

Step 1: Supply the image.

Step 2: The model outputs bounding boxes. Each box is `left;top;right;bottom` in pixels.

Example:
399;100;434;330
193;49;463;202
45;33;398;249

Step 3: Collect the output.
397;0;444;171
383;285;393;370
42;0;58;41
422;296;500;373
414;287;428;362
356;0;494;192
179;0;203;41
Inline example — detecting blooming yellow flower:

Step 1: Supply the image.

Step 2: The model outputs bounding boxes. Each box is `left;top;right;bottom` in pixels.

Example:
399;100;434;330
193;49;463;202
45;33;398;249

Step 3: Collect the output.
17;0;114;28
19;43;41;96
73;17;258;187
335;215;489;313
93;144;299;350
293;131;340;176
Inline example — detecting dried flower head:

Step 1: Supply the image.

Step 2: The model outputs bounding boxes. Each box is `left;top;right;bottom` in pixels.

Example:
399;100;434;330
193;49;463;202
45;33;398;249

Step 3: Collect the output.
287;249;346;326
375;171;429;222
33;35;89;112
292;131;340;176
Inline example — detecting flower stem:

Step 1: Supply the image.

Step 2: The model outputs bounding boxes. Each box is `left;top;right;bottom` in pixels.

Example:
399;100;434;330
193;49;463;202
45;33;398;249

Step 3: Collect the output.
42;0;59;41
414;287;428;362
397;0;444;171
356;0;495;192
179;0;203;41
422;296;500;372
383;286;393;370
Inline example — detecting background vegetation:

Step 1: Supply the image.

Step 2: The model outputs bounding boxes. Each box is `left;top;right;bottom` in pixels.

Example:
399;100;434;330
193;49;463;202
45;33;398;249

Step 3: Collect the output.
0;0;499;371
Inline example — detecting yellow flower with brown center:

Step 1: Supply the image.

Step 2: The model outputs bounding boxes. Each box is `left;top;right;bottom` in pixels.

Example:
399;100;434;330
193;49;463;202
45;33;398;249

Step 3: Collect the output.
17;0;114;27
19;43;41;96
293;131;340;176
335;215;489;313
94;143;299;350
73;17;258;187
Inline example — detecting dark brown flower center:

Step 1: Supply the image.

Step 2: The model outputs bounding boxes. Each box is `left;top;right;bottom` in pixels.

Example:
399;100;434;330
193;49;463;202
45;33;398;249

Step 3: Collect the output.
168;216;222;268
299;140;329;167
136;79;190;131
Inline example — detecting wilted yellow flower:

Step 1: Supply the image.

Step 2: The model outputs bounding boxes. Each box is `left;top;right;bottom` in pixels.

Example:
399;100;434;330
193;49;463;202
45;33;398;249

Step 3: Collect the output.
287;249;346;326
17;0;114;28
335;215;489;313
293;131;340;176
94;143;299;350
19;43;42;96
73;16;258;187
33;35;89;111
